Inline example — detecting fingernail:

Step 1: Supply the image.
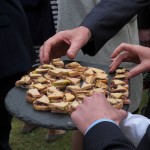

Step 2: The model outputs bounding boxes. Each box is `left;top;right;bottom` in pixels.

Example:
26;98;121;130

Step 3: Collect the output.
68;52;75;59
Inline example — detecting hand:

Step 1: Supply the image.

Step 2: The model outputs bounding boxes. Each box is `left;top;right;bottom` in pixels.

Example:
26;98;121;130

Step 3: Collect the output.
71;93;127;135
40;26;91;64
109;43;150;78
139;29;150;47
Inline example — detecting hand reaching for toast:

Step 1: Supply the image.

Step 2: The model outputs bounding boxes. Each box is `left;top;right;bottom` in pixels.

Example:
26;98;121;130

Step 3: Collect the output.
40;26;91;64
109;43;150;78
71;93;127;135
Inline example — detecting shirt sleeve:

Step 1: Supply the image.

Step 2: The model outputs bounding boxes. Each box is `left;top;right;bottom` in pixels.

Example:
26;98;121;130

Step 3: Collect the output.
120;112;150;147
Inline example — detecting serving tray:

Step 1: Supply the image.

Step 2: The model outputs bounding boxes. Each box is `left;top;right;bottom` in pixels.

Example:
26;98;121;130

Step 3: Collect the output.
5;61;129;130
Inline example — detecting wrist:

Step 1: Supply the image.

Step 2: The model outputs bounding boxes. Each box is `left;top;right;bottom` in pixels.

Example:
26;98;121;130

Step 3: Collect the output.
79;26;92;41
85;119;117;135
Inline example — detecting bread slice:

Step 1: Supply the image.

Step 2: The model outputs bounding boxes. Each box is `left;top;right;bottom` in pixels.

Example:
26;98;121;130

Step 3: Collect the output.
110;93;123;99
64;93;75;102
48;69;62;77
65;62;81;69
40;64;56;69
89;67;105;73
111;85;128;92
33;83;46;90
26;88;42;103
115;74;127;79
66;77;80;85
29;71;42;78
84;68;94;76
95;72;108;80
35;68;49;74
33;95;50;111
15;75;31;87
116;68;126;74
53;79;70;86
67;85;81;92
51;58;64;68
81;82;94;90
76;66;87;72
68;70;80;77
27;88;41;97
33;77;47;83
95;80;108;89
48;91;64;100
49;102;70;113
85;75;96;84
111;79;127;85
107;98;123;109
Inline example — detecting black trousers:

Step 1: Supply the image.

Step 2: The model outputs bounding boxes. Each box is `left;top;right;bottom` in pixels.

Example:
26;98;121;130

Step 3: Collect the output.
0;73;24;150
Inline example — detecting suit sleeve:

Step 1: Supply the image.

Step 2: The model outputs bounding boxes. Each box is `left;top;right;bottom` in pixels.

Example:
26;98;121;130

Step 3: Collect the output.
83;121;136;150
137;5;150;29
80;0;150;55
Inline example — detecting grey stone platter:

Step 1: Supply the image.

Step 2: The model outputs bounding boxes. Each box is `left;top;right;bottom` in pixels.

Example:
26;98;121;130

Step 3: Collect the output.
5;61;128;130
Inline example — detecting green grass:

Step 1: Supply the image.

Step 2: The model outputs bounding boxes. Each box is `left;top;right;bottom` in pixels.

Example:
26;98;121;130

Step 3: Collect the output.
10;119;72;150
138;89;149;114
10;90;149;150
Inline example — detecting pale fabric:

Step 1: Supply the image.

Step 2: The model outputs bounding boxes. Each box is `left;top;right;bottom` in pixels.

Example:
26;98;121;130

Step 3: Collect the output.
56;0;143;112
120;112;150;147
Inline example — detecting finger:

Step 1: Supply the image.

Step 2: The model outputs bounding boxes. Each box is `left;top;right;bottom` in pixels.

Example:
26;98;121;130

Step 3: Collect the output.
111;43;137;59
39;45;44;64
42;35;63;63
109;52;129;73
41;41;52;63
116;109;128;124
118;109;128;118
67;42;82;59
127;64;146;78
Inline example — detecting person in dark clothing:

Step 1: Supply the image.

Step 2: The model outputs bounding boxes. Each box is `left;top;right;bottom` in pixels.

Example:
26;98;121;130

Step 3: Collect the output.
19;0;66;142
39;0;150;63
70;43;150;150
137;5;150;118
0;0;36;150
138;5;150;89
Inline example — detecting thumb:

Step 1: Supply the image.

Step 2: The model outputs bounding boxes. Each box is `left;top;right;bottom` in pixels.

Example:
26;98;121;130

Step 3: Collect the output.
67;42;82;59
116;109;128;125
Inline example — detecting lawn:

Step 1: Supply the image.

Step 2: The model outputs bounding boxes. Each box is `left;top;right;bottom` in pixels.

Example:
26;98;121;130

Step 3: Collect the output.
10;90;149;150
10;119;72;150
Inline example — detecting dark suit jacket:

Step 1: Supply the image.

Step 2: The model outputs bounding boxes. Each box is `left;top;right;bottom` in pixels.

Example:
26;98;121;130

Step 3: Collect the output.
83;122;150;150
0;0;36;78
138;5;150;29
80;0;150;56
20;0;55;45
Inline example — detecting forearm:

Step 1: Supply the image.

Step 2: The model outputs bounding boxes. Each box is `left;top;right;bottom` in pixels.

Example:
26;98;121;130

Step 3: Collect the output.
81;0;150;55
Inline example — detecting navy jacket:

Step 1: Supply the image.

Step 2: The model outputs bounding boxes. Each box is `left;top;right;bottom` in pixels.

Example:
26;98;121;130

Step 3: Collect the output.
0;0;36;78
20;0;55;45
81;0;150;56
84;122;150;150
